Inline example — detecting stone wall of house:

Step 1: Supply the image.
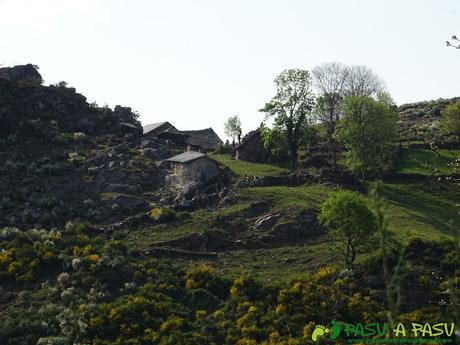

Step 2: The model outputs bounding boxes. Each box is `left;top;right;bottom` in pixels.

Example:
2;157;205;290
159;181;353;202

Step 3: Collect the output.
236;131;272;163
169;158;219;188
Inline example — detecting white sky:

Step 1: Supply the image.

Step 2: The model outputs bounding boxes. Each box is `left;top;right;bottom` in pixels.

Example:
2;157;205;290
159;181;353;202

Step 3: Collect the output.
1;0;460;140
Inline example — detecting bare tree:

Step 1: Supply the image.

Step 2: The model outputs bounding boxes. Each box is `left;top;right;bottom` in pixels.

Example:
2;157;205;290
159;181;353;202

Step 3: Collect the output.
312;62;349;166
312;62;349;97
344;65;385;98
446;35;460;49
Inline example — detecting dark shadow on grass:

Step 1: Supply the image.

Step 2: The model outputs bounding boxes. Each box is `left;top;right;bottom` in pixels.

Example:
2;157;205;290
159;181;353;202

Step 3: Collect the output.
381;182;459;238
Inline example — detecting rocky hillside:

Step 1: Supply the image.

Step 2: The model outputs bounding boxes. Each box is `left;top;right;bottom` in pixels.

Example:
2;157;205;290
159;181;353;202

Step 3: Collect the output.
398;97;460;145
0;65;227;231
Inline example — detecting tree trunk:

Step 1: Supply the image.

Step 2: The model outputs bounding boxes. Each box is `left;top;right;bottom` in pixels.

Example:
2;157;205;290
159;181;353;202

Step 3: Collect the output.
290;142;298;172
327;130;337;168
286;124;297;173
346;241;351;266
350;244;356;265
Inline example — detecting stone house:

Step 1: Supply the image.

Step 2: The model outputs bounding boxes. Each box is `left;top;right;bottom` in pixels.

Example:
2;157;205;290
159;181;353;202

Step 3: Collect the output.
143;121;176;137
234;128;273;163
182;128;223;151
143;122;223;152
163;151;219;188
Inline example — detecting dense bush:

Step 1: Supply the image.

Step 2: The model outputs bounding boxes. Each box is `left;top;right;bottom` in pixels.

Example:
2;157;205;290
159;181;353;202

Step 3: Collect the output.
0;225;458;345
148;207;177;222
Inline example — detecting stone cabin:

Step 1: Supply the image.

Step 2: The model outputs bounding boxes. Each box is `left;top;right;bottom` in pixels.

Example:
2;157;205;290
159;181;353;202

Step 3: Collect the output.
157;128;190;147
142;121;175;136
234;128;273;163
163;151;219;188
143;122;223;152
182;128;223;151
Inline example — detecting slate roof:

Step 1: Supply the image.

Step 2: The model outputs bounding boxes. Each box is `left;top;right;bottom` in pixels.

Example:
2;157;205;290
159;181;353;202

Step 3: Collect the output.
183;128;223;150
143;121;175;135
159;127;189;136
236;129;259;150
143;122;223;150
165;151;207;164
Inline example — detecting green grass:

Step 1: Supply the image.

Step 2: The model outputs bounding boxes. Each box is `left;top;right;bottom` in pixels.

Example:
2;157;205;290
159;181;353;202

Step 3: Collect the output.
213;242;339;282
381;181;459;242
396;148;460;175
210;154;290;177
127;167;459;280
241;185;336;209
241;182;459;242
170;242;340;283
126;210;216;250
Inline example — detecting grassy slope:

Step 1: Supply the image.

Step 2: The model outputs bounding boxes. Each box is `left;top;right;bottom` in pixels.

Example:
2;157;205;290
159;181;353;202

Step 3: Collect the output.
395;148;460;175
211;154;289;176
129;151;459;281
382;181;459;241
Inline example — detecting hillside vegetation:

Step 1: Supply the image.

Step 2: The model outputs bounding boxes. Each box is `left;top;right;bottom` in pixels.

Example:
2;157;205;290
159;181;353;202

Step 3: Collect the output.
0;65;459;345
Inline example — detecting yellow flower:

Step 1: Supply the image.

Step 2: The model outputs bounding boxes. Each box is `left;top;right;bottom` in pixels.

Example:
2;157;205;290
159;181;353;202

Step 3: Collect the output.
7;261;20;273
160;317;184;333
72;246;81;256
88;254;99;263
143;328;159;341
230;286;238;297
268;331;280;343
108;308;120;321
213;310;225;319
275;304;286;314
291;281;302;293
196;310;207;319
0;250;12;265
89;317;103;328
42;251;54;261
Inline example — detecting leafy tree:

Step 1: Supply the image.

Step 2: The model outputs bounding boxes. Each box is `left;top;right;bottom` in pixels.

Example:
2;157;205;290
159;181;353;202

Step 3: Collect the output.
335;96;398;181
441;100;460;144
259;124;289;161
260;69;315;171
224;115;243;146
319;190;377;266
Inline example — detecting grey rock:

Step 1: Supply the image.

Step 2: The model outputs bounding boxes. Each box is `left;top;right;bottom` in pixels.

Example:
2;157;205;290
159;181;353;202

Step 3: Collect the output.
0;64;43;85
141;139;159;149
254;213;282;229
140;148;158;159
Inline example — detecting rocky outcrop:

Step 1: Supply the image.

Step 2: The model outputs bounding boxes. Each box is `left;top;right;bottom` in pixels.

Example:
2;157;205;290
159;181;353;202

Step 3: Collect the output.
398;97;460;143
254;213;282;229
0;65;150;230
0;64;43;86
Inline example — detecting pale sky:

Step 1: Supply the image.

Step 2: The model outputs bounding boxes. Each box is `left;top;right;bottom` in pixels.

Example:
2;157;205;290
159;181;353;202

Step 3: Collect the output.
1;0;459;140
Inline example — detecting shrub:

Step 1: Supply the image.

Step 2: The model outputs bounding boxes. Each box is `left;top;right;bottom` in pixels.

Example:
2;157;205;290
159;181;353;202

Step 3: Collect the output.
441;99;460;144
319;190;377;266
148;207;176;222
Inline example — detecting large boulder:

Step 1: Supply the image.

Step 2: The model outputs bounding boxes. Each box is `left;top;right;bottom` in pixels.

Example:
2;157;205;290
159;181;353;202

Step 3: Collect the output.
0;64;43;85
254;213;282;229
